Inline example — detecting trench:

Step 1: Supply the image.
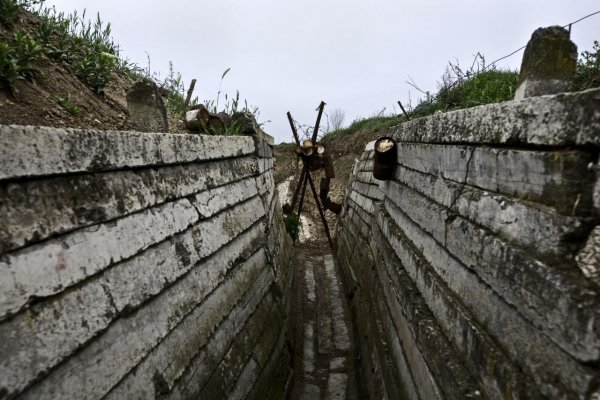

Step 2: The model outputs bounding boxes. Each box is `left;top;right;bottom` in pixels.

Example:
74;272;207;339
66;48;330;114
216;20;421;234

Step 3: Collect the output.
278;176;360;399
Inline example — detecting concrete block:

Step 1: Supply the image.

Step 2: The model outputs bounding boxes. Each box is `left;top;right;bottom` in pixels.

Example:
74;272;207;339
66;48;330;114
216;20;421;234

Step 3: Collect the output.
192;177;258;218
395;144;596;215
100;229;265;398
126;79;169;132
253;136;273;159
0;278;117;397
166;267;273;400
381;200;597;398
369;251;445;400
372;218;533;399
0;199;199;319
350;240;415;400
576;226;600;286
0;125;255;180
594;169;600;213
255;170;275;198
0;156;257;254
22;249;270;400
388;174;600;362
0;198;266;397
351;180;384;201
359;150;374;161
514;26;577;100
385;177;592;259
251;304;282;368
354;171;377;186
245;331;289;400
188;282;275;400
349;190;375;216
389;88;600;146
103;220;265;316
191;195;266;258
257;158;274;174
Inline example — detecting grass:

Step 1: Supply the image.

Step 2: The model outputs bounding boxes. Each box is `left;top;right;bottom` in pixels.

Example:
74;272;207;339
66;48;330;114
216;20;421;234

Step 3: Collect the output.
0;0;262;134
55;92;82;116
321;114;405;141
410;68;519;118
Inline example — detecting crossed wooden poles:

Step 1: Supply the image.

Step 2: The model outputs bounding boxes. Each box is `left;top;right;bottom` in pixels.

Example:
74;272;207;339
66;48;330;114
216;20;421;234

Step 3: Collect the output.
286;101;333;248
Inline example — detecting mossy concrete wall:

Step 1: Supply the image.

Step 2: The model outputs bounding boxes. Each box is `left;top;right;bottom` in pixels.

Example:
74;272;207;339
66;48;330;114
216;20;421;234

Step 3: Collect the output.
0;126;294;399
336;88;600;399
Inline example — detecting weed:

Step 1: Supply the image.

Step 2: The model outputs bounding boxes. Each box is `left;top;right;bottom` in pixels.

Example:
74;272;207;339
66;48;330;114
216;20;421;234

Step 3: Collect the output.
55;92;82;116
0;31;43;95
284;212;300;241
573;40;600;91
74;47;115;93
160;61;193;116
0;0;41;26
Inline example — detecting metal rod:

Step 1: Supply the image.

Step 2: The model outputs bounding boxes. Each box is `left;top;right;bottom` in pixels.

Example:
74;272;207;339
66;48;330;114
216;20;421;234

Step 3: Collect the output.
294;171;309;245
397;100;411;121
290;166;307;211
287;111;301;145
305;169;333;248
311;101;326;143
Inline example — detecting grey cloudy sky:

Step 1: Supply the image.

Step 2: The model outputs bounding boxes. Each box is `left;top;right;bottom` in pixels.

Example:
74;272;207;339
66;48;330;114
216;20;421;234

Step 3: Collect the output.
46;0;599;143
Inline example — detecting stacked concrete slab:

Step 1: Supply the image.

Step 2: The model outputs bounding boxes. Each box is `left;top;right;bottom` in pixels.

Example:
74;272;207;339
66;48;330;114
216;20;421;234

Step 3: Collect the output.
336;88;600;399
0;126;294;399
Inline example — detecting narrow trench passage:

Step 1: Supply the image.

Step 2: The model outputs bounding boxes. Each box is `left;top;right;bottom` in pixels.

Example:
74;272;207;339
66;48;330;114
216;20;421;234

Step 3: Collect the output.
288;242;359;400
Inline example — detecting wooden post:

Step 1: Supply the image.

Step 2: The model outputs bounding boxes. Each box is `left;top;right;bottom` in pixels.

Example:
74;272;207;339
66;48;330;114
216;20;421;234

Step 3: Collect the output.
184;79;197;108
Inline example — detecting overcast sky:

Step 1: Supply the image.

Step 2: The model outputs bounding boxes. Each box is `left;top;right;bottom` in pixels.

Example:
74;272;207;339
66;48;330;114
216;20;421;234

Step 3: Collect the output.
45;0;599;143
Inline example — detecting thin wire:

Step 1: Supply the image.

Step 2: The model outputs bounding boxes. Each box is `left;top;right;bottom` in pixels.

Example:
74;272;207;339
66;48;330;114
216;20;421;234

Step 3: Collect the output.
562;9;600;27
410;9;600;112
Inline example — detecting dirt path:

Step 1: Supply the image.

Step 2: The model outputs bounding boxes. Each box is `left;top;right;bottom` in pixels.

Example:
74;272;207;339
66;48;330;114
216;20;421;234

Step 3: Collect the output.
288;242;358;400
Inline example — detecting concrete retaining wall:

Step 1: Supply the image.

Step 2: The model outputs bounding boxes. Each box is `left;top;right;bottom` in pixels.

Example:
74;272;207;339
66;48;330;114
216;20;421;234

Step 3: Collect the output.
0;126;294;400
336;88;600;400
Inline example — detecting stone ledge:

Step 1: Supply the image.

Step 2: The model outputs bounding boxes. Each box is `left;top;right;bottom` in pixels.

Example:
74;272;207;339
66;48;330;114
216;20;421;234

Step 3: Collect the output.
0;156;257;254
394;143;596;216
0;125;255;181
389;88;600;146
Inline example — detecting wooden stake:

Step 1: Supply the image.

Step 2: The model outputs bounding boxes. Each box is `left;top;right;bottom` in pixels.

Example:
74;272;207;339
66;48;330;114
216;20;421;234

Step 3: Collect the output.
184;79;197;109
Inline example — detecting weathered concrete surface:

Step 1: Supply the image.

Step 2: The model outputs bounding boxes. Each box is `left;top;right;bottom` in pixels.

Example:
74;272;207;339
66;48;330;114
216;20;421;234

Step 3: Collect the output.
336;92;600;400
289;244;358;400
577;226;600;286
126;79;169;132
515;26;577;99
0;156;257;253
22;251;270;400
0;125;255;180
0;198;199;319
395;143;596;216
0;130;295;400
389;87;600;146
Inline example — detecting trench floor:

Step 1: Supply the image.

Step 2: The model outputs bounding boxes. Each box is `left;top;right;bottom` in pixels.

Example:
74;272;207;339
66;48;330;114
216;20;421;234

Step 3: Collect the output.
288;242;358;400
